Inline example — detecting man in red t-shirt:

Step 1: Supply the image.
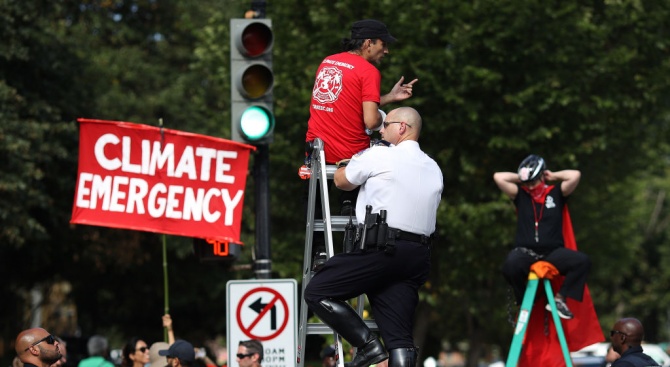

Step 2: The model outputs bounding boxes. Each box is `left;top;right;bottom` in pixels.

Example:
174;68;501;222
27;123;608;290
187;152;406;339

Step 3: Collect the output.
306;19;417;163
305;19;418;270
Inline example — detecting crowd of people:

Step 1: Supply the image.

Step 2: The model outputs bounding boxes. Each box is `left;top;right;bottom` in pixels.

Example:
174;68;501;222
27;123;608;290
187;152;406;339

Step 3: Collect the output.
11;315;235;367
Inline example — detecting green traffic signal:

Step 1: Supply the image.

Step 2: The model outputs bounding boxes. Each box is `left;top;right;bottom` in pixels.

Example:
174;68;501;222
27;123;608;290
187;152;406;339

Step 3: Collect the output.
240;106;274;142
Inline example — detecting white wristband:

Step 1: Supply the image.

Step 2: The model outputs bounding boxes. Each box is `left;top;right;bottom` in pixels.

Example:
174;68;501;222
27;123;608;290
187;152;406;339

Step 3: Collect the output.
372;109;386;131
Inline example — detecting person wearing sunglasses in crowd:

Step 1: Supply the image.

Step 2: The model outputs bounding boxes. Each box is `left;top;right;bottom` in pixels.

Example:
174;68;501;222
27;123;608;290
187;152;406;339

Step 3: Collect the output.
235;340;263;367
304;18;418;271
15;328;62;367
122;337;151;367
609;318;660;367
79;335;115;367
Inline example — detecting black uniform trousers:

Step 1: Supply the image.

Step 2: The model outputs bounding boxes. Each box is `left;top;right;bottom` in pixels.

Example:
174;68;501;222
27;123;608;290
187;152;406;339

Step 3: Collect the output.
502;246;591;304
304;240;430;350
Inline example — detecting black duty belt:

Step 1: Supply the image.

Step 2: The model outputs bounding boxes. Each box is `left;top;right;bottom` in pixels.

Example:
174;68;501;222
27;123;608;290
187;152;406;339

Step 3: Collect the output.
345;205;433;254
387;227;432;246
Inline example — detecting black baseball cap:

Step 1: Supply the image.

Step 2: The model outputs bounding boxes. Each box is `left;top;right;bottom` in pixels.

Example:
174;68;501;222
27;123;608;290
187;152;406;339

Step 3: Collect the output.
320;344;336;359
158;340;195;363
350;19;397;43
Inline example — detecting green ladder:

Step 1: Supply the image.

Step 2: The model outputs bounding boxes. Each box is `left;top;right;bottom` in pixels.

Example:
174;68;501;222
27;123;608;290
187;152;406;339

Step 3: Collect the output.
505;261;573;367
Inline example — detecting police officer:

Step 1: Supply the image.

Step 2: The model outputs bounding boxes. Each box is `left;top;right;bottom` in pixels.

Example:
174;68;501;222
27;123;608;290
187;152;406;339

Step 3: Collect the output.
304;107;443;367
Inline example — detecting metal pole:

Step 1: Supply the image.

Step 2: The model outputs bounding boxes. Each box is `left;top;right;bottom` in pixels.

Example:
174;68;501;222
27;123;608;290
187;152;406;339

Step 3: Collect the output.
162;234;170;342
158;119;170;342
254;144;272;279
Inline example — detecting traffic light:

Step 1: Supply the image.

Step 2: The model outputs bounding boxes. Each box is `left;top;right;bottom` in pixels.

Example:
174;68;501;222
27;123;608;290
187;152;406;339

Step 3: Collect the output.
230;18;274;144
193;238;243;262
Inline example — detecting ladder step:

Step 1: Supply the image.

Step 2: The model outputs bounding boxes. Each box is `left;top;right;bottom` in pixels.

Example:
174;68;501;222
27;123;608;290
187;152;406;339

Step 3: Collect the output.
306;320;379;334
314;216;358;232
324;165;337;179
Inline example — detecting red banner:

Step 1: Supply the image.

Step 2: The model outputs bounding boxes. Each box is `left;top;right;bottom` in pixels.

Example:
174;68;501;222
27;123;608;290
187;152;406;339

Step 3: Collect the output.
71;118;255;243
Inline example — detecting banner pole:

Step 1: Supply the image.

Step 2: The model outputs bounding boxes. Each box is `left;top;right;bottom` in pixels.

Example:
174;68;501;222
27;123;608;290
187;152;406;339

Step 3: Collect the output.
162;233;169;342
158;118;170;342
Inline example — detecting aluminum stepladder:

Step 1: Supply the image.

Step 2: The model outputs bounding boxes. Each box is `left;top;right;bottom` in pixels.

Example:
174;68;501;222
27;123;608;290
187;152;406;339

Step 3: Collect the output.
506;261;573;367
297;138;377;367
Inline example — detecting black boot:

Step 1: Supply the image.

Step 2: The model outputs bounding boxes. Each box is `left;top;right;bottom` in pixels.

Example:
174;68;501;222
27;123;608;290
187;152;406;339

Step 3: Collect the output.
388;348;418;367
306;298;388;367
343;337;388;367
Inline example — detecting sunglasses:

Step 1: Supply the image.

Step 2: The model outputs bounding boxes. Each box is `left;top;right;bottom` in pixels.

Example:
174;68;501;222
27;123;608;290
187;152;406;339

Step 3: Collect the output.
610;330;628;337
236;353;254;359
382;121;413;129
136;347;149;353
24;335;56;351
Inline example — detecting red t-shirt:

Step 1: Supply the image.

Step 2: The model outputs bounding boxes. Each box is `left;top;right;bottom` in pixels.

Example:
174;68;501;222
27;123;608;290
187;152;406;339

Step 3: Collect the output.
305;52;381;163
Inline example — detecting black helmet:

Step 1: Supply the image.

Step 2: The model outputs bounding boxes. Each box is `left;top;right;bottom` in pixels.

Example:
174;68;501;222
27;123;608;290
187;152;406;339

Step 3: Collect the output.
517;154;546;183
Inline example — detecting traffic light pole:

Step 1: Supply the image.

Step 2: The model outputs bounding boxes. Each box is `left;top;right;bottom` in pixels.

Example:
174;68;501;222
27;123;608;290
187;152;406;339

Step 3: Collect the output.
230;16;273;278
254;144;271;279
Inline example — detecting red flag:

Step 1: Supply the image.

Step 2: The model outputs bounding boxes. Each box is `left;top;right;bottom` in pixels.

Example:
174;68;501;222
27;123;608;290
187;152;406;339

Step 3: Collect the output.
518;204;604;366
71;118;255;243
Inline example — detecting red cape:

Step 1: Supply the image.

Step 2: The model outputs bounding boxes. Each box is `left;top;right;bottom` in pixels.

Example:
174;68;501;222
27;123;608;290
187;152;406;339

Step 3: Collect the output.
518;199;604;366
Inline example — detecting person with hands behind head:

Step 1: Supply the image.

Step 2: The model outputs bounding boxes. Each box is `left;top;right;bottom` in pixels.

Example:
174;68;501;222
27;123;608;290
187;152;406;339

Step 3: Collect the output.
493;155;590;319
304;18;418;270
236;340;263;367
609;318;660;367
15;328;62;367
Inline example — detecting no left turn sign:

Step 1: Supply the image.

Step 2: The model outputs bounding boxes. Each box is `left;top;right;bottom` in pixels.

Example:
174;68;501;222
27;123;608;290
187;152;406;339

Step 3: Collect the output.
227;279;296;367
236;286;289;340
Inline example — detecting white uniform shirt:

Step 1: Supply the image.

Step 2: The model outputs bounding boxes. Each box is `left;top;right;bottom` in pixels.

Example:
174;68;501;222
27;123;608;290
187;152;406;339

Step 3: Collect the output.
344;140;443;236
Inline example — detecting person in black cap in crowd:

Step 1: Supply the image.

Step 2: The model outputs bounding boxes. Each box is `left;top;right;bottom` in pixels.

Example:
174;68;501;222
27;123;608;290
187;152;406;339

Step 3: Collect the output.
320;344;336;367
305;18;418;270
493;154;590;319
305;107;443;367
236;340;263;367
159;340;195;367
610;318;660;367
